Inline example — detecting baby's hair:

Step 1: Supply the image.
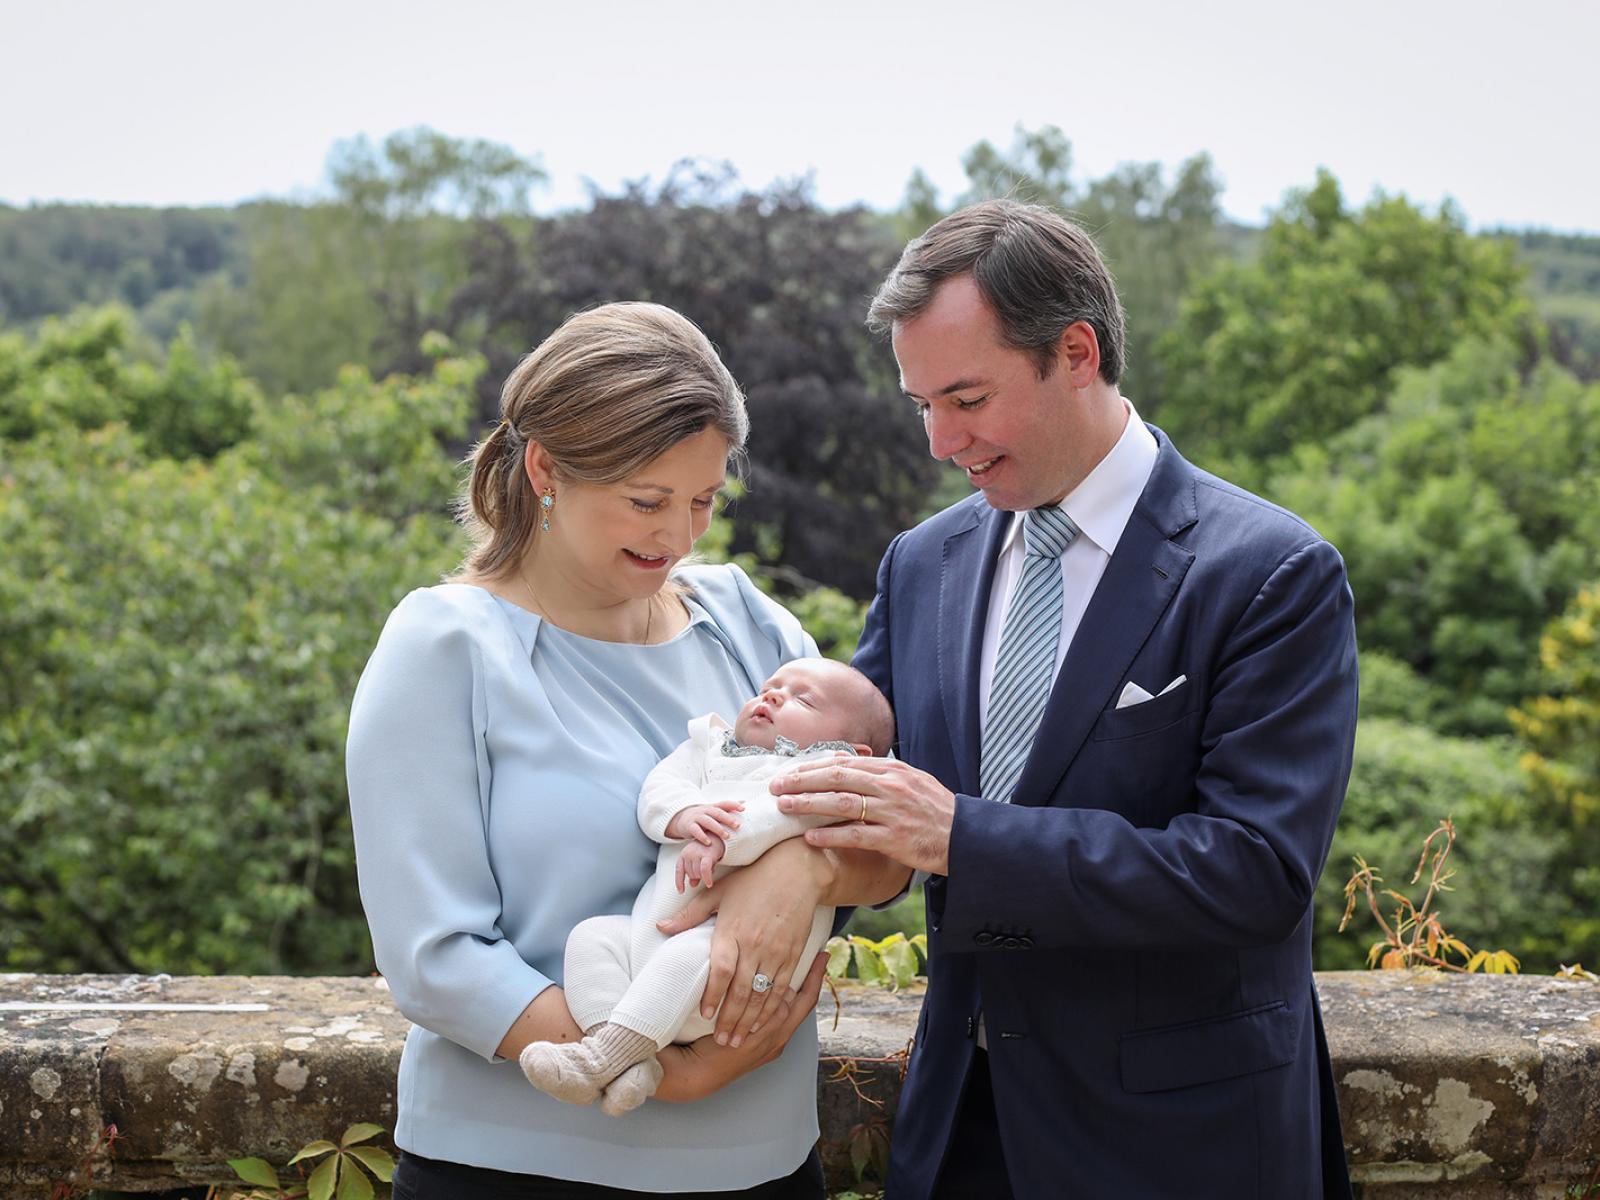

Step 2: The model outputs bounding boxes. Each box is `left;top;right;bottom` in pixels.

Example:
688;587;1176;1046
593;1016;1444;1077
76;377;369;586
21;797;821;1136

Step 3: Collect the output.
814;659;895;757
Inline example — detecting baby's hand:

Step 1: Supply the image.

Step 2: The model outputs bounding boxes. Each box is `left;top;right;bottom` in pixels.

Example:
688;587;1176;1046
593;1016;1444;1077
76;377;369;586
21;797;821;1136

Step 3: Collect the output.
677;839;726;892
664;801;743;846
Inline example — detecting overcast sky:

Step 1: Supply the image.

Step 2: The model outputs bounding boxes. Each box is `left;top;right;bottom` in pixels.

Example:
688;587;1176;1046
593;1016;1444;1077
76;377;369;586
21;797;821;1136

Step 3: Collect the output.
4;0;1596;233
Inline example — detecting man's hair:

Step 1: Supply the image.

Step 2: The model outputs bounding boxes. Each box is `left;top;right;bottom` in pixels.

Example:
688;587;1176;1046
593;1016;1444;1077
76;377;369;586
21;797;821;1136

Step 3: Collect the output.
817;660;896;757
867;199;1127;385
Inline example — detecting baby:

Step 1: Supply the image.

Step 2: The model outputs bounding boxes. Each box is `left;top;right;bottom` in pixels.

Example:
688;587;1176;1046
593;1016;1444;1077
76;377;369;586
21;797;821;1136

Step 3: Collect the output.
519;657;894;1115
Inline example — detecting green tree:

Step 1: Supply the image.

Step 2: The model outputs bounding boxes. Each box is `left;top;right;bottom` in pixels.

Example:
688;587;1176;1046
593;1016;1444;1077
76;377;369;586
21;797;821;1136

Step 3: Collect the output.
1314;719;1577;971
1270;338;1600;733
1155;171;1530;490
896;125;1226;409
1509;585;1600;963
450;168;930;599
0;306;256;456
0;314;474;974
199;128;544;396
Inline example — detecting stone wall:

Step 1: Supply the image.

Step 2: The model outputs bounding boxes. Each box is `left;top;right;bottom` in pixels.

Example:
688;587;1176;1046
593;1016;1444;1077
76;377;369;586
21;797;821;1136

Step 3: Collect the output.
2;971;1598;1197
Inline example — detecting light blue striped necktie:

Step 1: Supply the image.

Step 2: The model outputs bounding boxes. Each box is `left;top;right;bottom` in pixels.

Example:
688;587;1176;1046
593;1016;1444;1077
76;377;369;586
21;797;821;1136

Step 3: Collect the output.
981;505;1079;804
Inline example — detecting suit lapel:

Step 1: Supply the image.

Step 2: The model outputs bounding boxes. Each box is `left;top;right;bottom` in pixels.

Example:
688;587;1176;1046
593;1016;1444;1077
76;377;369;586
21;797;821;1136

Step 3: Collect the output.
939;498;1009;799
1012;429;1199;808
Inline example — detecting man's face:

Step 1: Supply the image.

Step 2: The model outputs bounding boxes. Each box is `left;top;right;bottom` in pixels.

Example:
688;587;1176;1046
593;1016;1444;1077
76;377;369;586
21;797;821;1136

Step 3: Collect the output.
892;274;1087;511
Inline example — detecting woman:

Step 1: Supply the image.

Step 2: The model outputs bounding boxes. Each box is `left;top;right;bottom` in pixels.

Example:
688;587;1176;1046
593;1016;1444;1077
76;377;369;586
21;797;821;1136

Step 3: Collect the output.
347;302;904;1197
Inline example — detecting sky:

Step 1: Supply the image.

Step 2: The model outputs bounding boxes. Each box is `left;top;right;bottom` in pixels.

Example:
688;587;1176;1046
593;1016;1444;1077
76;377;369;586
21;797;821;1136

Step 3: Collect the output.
3;0;1597;233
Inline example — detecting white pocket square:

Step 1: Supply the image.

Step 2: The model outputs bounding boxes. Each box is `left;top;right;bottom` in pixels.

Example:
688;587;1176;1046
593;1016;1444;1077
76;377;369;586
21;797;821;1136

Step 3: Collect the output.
1116;675;1188;709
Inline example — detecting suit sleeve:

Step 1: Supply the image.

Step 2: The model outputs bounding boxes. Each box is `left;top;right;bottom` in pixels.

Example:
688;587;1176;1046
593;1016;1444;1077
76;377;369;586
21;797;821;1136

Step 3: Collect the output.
851;531;900;717
852;533;920;908
346;592;554;1061
940;538;1358;951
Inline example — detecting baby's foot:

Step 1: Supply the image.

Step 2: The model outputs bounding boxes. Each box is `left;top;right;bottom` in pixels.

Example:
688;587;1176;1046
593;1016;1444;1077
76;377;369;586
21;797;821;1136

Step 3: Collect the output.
519;1024;656;1106
600;1055;664;1117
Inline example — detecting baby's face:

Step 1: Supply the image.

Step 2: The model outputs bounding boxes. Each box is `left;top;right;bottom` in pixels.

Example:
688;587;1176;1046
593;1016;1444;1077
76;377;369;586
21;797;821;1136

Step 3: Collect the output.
734;660;857;751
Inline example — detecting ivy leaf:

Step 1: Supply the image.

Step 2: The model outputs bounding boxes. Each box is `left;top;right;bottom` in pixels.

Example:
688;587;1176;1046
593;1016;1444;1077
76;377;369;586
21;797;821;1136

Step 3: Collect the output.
288;1140;339;1165
228;1158;281;1189
335;1159;375;1200
340;1123;385;1147
848;1127;873;1180
824;936;852;979
346;1147;395;1183
849;936;885;985
1488;949;1521;975
307;1155;339;1200
880;938;919;989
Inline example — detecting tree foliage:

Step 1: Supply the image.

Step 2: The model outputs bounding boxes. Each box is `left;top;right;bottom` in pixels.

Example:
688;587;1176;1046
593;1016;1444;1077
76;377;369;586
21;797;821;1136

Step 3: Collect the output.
0;310;470;973
1155;171;1531;490
1509;585;1600;962
906;124;1227;410
0;203;243;338
1313;719;1577;971
198;128;544;397
450;166;934;599
1270;338;1600;733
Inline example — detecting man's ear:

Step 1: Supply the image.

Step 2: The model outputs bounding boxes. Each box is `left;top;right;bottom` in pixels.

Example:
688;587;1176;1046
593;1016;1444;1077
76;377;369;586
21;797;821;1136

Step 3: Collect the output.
1056;320;1102;389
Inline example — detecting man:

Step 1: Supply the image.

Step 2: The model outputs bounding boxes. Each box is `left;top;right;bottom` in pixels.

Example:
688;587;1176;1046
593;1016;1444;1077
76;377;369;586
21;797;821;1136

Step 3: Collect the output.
774;200;1358;1197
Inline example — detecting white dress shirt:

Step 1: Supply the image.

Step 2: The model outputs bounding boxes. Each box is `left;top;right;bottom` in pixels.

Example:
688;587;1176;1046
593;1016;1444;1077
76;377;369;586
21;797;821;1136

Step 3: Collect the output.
974;402;1157;1048
977;403;1159;732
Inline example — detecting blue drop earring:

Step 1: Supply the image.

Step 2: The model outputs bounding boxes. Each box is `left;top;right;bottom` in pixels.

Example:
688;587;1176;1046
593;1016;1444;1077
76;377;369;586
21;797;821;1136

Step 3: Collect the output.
540;488;555;533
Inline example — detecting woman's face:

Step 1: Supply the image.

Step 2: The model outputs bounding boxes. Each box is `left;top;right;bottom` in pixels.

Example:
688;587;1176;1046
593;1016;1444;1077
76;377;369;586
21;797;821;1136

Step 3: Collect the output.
539;426;730;605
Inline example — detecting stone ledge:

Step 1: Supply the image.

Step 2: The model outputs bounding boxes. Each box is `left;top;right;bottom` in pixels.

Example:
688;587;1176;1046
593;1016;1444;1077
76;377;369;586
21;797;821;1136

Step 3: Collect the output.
2;972;1598;1197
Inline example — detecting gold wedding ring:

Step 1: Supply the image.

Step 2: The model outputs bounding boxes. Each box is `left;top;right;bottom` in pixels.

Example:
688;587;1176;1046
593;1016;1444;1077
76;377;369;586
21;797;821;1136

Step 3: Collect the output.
858;796;869;823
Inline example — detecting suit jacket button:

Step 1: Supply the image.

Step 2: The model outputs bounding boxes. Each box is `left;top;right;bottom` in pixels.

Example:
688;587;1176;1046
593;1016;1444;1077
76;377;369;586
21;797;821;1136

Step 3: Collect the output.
1003;936;1021;949
1019;936;1035;949
975;931;994;946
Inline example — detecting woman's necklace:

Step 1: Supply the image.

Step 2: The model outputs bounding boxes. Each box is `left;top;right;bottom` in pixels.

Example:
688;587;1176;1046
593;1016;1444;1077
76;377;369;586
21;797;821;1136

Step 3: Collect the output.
520;567;655;644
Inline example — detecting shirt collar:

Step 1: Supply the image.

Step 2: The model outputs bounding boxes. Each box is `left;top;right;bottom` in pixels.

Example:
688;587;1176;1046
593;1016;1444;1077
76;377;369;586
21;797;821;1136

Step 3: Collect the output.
1000;400;1159;558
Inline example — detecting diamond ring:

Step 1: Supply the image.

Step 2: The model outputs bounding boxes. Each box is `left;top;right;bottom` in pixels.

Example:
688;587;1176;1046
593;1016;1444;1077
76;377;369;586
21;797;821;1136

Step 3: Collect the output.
751;972;773;994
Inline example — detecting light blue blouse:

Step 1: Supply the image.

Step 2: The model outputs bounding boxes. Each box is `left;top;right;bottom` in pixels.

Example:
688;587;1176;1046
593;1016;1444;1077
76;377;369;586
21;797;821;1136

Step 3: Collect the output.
346;564;820;1191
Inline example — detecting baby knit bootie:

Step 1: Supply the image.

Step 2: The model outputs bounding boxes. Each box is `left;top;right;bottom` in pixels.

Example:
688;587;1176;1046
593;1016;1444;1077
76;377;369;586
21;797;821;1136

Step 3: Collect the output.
599;1054;665;1116
519;1023;658;1106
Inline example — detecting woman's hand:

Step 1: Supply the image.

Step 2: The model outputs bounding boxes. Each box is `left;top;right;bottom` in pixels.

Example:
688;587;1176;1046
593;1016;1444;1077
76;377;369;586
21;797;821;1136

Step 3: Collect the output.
656;837;833;1046
654;952;827;1102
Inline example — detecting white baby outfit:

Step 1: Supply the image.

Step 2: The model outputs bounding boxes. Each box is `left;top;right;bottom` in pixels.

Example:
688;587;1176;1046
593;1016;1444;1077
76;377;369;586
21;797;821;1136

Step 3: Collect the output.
562;713;847;1046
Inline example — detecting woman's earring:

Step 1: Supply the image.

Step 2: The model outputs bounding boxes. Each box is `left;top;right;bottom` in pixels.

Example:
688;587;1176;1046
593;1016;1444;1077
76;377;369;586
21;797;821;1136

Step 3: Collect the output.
540;489;555;533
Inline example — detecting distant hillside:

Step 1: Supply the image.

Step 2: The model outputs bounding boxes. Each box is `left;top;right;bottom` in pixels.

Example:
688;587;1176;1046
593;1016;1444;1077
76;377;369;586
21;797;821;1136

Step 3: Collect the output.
1;202;1595;379
0;203;247;341
1495;228;1600;378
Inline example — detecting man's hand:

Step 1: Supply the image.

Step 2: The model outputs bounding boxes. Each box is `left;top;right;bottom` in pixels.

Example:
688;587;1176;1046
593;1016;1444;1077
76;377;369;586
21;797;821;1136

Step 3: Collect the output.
664;800;743;845
770;757;956;876
676;838;726;892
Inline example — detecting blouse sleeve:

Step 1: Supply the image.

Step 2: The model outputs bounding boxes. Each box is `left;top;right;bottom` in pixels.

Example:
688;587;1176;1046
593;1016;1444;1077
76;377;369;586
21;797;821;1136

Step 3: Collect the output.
678;563;819;674
346;589;554;1062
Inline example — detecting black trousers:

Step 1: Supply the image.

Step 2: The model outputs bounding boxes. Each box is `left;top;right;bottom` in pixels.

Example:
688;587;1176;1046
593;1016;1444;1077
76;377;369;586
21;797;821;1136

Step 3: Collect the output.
930;1049;1014;1200
392;1145;824;1200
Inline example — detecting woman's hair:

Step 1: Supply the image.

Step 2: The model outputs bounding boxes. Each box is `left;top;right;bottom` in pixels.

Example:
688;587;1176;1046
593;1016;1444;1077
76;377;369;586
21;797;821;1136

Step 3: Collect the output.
455;302;749;579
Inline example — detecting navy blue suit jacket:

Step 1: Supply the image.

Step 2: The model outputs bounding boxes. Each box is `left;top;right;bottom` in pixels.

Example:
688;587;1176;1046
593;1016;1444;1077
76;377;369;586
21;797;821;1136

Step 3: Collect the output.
853;427;1358;1199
